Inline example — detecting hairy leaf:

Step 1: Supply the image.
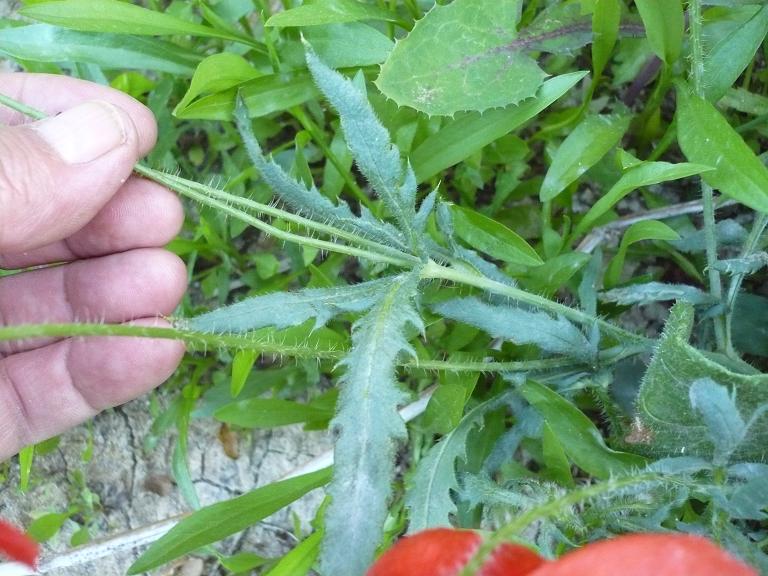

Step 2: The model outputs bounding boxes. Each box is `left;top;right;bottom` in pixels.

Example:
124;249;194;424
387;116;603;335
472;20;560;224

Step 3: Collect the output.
320;272;422;576
434;297;591;360
406;394;507;532
712;252;768;275
600;282;716;306
376;0;546;115
635;302;768;460
306;47;418;241
234;97;407;250
671;219;747;253
190;278;394;333
689;378;746;466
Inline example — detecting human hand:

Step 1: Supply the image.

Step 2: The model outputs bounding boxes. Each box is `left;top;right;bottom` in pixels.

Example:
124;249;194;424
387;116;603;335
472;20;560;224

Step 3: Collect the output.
0;74;187;461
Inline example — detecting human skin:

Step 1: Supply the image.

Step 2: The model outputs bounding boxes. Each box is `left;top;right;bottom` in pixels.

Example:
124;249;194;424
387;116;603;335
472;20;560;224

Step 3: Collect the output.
0;74;187;461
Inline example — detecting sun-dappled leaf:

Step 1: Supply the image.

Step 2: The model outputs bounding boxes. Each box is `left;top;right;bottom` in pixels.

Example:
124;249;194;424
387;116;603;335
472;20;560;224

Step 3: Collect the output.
320;272;422;576
676;84;768;213
406;394;507;532
189;278;393;333
540;113;630;202
520;380;646;478
635;302;768;460
128;468;331;574
376;0;546;115
434;297;591;360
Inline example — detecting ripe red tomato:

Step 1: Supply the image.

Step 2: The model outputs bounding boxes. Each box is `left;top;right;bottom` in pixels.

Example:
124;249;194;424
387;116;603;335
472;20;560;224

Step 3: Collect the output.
366;528;545;576
527;533;757;576
0;520;39;569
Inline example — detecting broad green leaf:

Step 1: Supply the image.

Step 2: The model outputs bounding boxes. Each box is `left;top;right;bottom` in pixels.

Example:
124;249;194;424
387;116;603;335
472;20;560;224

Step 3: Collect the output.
434;297;591;360
177;71;319;120
605;220;680;287
592;0;621;79
321;272;422;575
406;395;506;532
676;86;768;213
266;0;395;27
230;349;257;398
601;282;716;306
726;475;768;520
306;48;418;242
732;293;768;357
214;398;331;428
450;205;543;267
128;468;332;574
635;302;768;460
411;72;586;182
264;531;323;576
573;161;712;238
174;53;260;117
21;0;254;45
522;252;591;294
542;422;575;486
702;5;768;102
0;24;199;74
634;0;684;64
189;278;394;333
520;380;646;479
540;113;630;201
27;513;69;542
234;97;407;250
376;0;546;115
689;378;747;466
303;23;393;68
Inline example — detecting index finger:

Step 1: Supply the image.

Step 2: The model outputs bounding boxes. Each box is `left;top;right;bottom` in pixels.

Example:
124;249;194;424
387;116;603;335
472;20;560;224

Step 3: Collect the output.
0;73;157;157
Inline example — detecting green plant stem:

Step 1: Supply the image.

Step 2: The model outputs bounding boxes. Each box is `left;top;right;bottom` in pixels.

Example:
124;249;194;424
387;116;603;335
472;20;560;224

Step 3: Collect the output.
723;212;768;352
458;473;672;576
689;0;727;352
135;165;417;266
421;260;652;347
0;93;45;120
289;106;371;208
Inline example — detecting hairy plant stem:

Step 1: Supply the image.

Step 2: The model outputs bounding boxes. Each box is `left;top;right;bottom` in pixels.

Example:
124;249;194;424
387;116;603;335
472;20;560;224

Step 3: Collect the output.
689;0;727;352
421;260;652;347
457;473;675;576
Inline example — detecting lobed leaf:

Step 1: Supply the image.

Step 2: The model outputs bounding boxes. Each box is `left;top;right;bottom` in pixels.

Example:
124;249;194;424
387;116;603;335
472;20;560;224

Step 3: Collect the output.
320;272;423;576
434;297;591;360
600;282;716;306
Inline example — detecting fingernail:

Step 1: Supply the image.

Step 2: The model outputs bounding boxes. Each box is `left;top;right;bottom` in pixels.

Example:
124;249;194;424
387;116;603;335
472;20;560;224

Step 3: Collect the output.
32;100;129;164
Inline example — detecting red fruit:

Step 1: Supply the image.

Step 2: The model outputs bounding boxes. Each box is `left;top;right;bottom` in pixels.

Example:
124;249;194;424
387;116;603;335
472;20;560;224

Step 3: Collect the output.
0;520;39;568
366;528;546;576
528;533;757;576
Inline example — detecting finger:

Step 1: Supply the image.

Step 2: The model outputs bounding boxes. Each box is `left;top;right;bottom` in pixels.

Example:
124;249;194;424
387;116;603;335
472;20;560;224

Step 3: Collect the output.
0;177;184;269
0;317;185;461
0;73;157;156
0;248;186;355
0;98;156;253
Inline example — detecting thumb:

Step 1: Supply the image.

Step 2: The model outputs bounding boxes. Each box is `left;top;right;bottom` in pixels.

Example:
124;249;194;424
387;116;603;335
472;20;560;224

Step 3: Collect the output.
0;100;146;253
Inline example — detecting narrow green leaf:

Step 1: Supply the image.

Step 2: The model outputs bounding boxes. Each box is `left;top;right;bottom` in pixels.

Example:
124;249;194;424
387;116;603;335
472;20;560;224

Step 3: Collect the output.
21;0;255;45
542;422;575;486
376;0;546;115
320;272;422;575
128;468;332;574
411;72;586;182
635;302;768;460
676;85;768;213
702;5;768;101
230;349;257;398
592;0;621;79
540;113;630;202
189;279;393;333
0;24;199;74
264;531;323;576
214;398;331;428
605;220;680;287
634;0;684;64
174;52;260;116
406;395;506;532
18;445;33;492
450;205;543;267
434;297;591;360
520;381;646;479
573;160;711;238
266;0;396;27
